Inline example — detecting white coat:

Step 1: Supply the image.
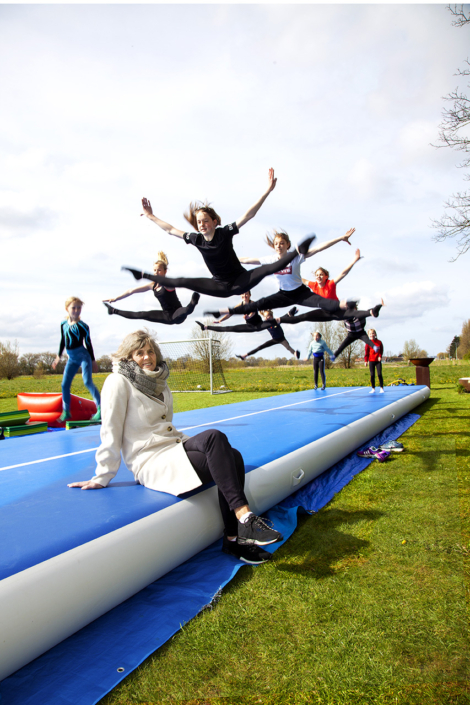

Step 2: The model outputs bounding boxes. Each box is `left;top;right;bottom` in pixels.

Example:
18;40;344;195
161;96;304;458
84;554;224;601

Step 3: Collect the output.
91;373;202;495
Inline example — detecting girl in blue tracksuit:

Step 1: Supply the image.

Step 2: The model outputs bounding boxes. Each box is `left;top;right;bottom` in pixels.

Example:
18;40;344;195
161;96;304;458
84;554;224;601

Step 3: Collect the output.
306;331;335;390
52;296;101;422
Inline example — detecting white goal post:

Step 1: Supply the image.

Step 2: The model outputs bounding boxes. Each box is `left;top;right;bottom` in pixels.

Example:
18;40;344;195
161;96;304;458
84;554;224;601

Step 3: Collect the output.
158;336;231;394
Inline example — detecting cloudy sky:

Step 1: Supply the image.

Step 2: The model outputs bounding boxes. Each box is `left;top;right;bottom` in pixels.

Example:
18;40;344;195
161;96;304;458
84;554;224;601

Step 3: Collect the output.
1;3;469;361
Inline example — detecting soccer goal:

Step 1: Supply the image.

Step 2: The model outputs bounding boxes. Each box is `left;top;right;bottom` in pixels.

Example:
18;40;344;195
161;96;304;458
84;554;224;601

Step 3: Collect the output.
158;336;231;394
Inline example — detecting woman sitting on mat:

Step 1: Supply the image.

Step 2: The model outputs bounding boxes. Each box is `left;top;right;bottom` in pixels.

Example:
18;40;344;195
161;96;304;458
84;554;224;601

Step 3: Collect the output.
364;328;384;394
52;296;101;423
204;228;358;321
306;331;336;391
234;310;300;361
103;252;199;325
302;249;362;302
126;169;314;299
67;330;282;564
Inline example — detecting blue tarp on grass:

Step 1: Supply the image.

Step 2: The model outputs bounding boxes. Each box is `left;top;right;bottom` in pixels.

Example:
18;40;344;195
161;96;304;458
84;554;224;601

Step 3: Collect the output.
0;413;419;705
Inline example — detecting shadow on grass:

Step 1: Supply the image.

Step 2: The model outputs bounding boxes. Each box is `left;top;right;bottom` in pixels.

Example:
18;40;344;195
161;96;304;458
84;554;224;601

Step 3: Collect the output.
275;507;384;579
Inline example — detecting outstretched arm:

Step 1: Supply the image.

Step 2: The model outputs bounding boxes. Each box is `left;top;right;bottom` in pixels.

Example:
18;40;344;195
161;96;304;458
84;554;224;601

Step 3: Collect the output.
239;256;262;265
236;168;277;229
141;198;186;239
334;248;363;285
103;281;154;303
304;228;355;259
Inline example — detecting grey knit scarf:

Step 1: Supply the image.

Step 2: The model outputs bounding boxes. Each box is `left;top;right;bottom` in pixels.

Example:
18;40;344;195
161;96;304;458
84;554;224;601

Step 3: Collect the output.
115;359;169;403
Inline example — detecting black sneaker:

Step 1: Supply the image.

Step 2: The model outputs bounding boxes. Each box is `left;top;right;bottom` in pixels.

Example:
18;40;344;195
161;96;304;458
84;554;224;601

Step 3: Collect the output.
222;536;272;564
122;266;145;281
288;306;298;317
203;309;221;319
238;514;283;546
191;292;200;306
295;350;300;360
195;320;205;330
103;302;115;315
297;234;317;256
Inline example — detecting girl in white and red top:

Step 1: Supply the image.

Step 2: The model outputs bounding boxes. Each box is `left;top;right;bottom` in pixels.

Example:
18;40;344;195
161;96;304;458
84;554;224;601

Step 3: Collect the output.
206;228;360;320
364;329;384;393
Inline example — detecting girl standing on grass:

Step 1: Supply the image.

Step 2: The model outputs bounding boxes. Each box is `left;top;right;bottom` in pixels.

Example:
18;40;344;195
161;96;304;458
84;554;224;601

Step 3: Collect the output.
52;297;101;422
103;252;199;325
364;329;384;393
125;169;314;299
305;331;336;391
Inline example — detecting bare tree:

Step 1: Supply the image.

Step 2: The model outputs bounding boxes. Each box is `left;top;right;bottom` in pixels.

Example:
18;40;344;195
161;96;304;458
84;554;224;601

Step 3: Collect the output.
432;5;470;260
191;319;233;372
19;352;41;376
457;319;470;357
0;340;21;380
402;339;428;360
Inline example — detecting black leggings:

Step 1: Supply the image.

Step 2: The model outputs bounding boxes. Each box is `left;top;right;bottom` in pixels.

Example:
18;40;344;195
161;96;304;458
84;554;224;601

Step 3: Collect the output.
278;307;373;326
313;356;326;387
205;321;273;334
229;285;341;315
136;248;306;299
369;360;384;389
109;298;198;325
183;429;247;536
334;330;377;357
245;337;293;358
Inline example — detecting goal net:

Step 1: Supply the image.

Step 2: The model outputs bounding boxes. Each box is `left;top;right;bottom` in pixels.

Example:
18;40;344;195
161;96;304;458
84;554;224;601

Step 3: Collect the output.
158;337;230;394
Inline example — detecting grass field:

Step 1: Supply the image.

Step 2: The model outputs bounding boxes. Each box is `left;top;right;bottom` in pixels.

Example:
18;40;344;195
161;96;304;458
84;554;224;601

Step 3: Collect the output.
1;365;470;704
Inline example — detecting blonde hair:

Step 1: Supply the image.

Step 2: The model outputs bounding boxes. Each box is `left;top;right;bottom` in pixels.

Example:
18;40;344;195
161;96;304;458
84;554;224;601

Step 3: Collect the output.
315;267;329;279
314;330;322;338
65;296;84;310
154;251;169;272
260;309;273;319
368;329;377;337
184;201;221;232
112;329;163;364
266;229;291;250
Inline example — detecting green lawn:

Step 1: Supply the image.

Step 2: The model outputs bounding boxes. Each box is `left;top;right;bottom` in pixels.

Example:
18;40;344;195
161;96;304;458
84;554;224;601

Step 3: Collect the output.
1;366;469;704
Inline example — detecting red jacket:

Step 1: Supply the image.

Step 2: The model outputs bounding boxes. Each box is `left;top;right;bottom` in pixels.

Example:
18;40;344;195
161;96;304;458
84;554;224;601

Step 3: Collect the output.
364;339;383;362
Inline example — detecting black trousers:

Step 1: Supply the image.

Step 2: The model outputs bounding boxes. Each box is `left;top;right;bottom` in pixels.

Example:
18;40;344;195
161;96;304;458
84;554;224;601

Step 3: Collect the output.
110;297;198;325
244;337;291;357
183;429;247;536
369;360;384;388
334;330;376;357
313;356;326;387
139;248;304;299
278;307;372;325
230;284;341;315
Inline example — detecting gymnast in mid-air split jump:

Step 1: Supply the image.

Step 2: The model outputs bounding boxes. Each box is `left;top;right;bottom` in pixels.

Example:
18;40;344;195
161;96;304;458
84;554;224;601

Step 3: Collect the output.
231;310;300;361
52;296;101;423
103;252;199;325
203;227;360;321
123;169;315;299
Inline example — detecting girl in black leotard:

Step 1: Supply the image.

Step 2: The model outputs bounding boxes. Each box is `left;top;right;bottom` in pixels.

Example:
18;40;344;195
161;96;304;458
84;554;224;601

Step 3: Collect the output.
103;252;199;325
123;170;317;299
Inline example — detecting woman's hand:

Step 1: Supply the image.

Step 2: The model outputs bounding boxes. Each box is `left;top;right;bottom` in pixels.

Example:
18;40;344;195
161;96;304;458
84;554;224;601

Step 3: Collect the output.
52;355;60;370
68;481;105;490
141;197;153;216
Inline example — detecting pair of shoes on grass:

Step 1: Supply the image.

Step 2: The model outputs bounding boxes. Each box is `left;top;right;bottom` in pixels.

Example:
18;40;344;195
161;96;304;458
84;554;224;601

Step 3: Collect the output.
357;446;390;462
